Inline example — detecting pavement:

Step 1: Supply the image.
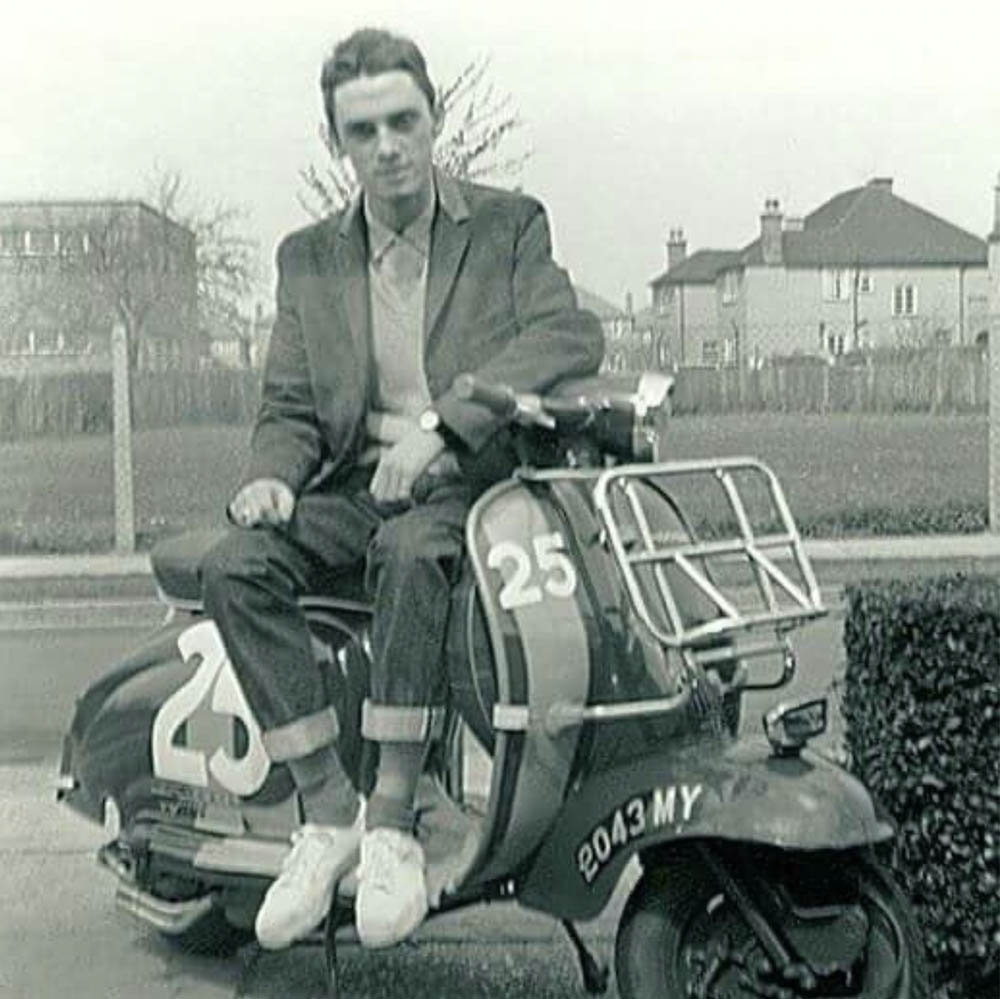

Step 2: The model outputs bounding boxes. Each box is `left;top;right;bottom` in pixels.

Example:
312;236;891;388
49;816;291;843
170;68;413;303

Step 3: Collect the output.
4;533;1000;583
1;533;998;626
1;754;626;999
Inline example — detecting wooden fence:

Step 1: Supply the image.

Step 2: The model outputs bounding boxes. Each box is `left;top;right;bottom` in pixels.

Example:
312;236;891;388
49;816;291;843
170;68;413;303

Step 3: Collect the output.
0;348;989;439
0;368;260;439
671;349;988;416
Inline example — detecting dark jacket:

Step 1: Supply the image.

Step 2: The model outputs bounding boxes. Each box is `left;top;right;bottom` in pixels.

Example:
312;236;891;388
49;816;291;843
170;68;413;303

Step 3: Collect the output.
243;170;604;495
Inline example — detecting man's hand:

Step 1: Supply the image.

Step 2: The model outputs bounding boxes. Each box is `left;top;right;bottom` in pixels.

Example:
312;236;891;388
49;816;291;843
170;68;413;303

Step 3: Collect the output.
228;478;296;528
369;427;446;504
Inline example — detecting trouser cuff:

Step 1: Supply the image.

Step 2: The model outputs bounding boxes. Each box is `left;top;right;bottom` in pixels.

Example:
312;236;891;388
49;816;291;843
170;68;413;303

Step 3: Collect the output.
361;701;446;742
262;706;340;762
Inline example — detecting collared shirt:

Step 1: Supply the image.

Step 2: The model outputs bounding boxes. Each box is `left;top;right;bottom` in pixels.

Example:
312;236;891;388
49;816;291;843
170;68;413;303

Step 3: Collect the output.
364;190;435;418
359;183;460;479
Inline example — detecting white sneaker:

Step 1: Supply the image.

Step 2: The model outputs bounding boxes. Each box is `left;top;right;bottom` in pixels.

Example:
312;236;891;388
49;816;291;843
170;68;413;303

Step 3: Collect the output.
255;821;362;950
356;828;428;948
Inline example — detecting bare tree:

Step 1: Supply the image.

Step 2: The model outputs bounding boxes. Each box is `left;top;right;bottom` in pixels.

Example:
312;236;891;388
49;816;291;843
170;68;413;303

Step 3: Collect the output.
298;56;530;218
148;168;263;345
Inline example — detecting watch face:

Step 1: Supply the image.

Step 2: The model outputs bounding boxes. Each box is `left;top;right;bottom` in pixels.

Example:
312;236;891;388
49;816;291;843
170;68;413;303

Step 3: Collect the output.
420;409;440;432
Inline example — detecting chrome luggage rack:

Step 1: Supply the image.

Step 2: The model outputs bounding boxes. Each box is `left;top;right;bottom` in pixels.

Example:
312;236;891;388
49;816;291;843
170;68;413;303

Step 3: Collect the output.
593;458;826;662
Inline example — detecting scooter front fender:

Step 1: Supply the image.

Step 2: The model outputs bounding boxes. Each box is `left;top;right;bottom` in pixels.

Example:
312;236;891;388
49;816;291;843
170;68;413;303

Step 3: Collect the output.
518;736;894;921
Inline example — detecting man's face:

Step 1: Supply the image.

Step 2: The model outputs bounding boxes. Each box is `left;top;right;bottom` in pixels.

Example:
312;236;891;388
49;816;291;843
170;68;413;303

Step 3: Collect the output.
333;70;437;209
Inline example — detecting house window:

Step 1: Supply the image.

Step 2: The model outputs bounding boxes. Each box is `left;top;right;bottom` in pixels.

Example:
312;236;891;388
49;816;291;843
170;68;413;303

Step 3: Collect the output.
823;268;873;300
702;340;720;365
721;271;738;305
823;269;848;301
24;230;58;256
827;332;846;356
892;283;918;317
0;229;24;255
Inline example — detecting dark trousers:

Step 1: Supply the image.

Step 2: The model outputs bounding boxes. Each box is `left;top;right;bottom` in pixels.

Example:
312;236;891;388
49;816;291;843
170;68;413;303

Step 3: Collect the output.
201;475;471;762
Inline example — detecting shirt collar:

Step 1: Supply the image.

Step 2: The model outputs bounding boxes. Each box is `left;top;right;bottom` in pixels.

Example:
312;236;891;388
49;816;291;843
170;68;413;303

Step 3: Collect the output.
363;178;437;267
338;168;468;242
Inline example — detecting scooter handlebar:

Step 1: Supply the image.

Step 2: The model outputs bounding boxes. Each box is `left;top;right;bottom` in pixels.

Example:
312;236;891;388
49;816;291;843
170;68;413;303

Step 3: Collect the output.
453;373;591;432
453;373;518;416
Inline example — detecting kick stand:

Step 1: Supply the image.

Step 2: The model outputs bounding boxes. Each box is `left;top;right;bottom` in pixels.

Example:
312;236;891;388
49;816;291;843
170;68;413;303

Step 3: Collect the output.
324;885;353;999
561;920;609;995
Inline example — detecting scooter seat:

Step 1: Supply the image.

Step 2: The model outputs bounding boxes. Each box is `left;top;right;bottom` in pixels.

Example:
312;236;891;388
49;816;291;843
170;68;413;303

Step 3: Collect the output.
150;529;370;607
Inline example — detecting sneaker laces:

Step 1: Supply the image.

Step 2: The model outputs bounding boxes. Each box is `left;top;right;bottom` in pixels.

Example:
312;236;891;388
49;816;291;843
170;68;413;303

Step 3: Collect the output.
363;831;419;891
279;825;334;879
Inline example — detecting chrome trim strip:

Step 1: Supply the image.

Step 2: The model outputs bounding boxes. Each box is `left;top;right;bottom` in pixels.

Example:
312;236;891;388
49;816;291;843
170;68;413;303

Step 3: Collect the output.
491;704;530;731
158;592;375;616
299;595;373;615
544;688;691;735
114;882;214;934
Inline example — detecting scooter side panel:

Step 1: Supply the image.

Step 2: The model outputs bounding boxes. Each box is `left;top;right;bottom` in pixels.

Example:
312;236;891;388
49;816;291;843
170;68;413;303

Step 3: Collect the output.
59;613;206;823
60;609;361;827
517;737;895;921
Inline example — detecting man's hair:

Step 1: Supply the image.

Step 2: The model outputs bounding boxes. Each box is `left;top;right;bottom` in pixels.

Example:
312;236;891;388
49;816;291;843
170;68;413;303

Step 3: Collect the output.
320;28;436;140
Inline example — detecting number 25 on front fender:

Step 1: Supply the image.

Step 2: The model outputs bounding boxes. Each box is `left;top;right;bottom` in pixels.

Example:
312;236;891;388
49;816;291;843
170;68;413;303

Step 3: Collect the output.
151;620;271;796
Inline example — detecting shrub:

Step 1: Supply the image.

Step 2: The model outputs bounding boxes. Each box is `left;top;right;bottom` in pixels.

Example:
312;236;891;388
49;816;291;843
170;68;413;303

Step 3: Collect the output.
842;575;1000;997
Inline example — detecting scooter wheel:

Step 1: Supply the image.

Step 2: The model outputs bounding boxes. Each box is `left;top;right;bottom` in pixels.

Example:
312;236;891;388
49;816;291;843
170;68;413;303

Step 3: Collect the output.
614;849;928;999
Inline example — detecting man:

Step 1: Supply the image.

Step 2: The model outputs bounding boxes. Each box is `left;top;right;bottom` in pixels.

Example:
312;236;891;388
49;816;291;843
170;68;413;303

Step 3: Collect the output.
201;27;603;951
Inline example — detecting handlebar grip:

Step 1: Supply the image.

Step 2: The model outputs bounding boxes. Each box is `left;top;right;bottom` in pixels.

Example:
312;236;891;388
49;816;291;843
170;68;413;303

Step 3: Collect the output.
453;373;517;415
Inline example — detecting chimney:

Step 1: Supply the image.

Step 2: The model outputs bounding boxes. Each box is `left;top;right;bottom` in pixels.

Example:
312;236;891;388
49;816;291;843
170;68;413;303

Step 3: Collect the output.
868;177;893;194
760;198;783;266
625;291;634;316
667;227;687;271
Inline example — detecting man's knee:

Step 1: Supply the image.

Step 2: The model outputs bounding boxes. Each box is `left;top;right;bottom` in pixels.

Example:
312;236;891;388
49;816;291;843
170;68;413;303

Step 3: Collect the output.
201;530;275;604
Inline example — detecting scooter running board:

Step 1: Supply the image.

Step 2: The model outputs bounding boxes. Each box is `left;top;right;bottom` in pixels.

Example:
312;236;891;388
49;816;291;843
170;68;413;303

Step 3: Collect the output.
193;836;293;878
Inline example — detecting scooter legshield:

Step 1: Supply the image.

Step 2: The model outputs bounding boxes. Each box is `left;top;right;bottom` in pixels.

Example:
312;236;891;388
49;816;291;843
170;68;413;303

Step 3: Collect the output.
518;736;895;921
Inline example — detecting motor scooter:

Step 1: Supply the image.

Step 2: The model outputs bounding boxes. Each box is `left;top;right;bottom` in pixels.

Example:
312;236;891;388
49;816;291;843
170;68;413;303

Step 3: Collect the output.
57;371;927;998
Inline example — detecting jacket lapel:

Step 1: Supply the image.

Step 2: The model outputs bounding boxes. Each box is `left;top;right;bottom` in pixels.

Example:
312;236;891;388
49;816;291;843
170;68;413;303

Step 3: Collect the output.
424;172;471;352
331;200;371;375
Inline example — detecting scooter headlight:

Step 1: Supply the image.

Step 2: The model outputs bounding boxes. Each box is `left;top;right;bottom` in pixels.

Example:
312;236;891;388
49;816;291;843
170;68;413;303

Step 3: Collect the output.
763;697;827;756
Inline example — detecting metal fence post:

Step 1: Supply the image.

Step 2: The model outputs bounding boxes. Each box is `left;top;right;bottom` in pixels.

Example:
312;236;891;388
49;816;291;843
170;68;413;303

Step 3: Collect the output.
111;323;136;552
989;175;1000;532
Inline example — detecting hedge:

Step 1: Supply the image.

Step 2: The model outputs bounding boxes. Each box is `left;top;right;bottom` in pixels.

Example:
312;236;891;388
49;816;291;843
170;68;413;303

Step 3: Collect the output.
843;575;1000;997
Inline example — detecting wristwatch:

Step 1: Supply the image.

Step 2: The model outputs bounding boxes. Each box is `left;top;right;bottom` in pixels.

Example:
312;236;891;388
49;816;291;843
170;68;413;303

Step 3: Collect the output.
418;407;441;433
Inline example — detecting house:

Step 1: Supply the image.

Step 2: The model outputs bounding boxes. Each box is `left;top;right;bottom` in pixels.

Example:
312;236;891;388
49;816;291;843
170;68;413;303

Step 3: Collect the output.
0;200;198;370
649;230;740;366
569;284;638;371
650;178;990;366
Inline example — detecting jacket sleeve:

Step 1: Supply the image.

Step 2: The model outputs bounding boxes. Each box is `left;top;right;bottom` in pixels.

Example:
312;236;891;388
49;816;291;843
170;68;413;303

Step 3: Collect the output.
434;201;605;452
240;238;324;494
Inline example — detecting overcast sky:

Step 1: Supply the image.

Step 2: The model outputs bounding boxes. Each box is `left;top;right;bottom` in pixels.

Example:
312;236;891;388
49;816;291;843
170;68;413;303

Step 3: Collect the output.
3;0;998;310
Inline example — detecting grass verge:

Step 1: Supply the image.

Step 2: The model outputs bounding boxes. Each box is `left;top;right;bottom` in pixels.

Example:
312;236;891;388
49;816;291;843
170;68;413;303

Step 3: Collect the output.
0;413;988;554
